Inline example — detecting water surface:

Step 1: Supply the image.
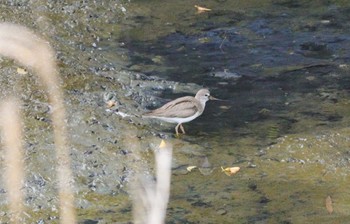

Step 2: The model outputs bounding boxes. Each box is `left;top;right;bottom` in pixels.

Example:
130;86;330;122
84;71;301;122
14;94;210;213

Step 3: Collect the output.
115;0;350;223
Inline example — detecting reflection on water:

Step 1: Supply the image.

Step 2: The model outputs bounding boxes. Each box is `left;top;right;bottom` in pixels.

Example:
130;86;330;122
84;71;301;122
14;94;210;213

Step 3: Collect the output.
116;0;350;223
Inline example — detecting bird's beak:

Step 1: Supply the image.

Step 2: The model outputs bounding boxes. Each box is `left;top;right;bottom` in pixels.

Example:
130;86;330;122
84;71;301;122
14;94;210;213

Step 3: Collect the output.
209;95;221;101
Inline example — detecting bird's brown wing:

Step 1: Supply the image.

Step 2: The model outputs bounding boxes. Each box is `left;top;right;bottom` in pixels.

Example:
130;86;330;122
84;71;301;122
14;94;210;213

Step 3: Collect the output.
145;96;200;118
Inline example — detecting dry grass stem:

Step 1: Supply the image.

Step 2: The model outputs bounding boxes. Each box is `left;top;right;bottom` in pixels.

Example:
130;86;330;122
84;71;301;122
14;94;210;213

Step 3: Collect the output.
0;99;25;223
0;23;76;223
133;140;172;224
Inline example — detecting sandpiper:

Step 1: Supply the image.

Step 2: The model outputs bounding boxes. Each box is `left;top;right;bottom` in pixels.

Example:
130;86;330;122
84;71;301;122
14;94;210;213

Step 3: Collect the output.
143;89;217;135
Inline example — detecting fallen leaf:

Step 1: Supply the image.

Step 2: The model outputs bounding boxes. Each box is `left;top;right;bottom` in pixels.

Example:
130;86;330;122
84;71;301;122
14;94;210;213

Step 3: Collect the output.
325;195;333;214
17;67;28;75
186;166;197;172
194;5;212;13
221;166;240;176
159;140;167;149
106;100;116;108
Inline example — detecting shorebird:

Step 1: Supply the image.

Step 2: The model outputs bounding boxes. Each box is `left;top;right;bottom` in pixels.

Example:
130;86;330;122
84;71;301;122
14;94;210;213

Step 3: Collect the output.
143;89;217;135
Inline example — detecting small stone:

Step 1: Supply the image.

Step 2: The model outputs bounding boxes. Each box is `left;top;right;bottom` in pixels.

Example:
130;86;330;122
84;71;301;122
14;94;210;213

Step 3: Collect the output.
216;209;227;215
247;162;257;168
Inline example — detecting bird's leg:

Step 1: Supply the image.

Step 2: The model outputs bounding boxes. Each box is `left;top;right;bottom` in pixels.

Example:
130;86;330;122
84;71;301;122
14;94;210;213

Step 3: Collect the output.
179;124;186;134
175;123;180;136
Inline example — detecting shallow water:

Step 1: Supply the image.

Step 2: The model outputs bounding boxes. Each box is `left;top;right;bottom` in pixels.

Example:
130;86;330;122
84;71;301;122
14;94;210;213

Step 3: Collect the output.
117;0;350;223
1;0;350;223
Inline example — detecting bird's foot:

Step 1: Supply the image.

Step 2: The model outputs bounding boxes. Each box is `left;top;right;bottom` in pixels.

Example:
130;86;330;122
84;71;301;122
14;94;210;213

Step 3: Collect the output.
175;132;184;138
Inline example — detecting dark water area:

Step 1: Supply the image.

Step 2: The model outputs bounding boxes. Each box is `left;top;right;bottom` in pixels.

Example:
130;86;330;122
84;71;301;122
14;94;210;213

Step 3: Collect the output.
119;0;350;138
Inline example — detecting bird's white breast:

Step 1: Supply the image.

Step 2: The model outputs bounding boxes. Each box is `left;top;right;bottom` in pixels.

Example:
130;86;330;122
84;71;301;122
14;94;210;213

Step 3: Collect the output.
150;111;202;124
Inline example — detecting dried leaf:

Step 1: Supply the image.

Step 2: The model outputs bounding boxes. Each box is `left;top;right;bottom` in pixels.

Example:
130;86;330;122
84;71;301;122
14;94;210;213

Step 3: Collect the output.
16;67;28;75
186;166;197;172
325;195;333;214
194;5;212;13
159;140;167;149
221;166;240;176
106;100;116;108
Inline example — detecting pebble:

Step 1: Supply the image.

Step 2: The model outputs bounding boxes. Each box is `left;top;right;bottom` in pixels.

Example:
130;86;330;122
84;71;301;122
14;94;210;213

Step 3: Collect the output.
216;209;227;215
